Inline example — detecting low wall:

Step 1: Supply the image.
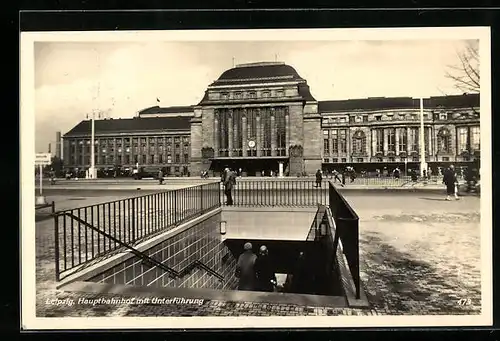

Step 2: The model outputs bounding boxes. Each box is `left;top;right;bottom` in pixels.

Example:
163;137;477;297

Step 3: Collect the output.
221;207;317;241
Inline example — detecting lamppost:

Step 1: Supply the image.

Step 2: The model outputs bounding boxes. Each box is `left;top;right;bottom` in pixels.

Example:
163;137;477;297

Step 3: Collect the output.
88;110;97;179
413;96;428;177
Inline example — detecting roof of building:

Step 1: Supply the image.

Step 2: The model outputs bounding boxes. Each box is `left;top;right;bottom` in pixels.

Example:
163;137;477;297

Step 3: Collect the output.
209;62;305;86
64;116;192;136
138;105;194;115
318;93;479;113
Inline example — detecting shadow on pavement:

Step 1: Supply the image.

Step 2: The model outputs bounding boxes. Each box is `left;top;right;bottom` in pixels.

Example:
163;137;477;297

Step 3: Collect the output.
360;232;480;315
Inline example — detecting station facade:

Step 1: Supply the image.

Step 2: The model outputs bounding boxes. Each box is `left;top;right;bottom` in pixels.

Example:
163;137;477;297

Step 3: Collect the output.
63;61;480;176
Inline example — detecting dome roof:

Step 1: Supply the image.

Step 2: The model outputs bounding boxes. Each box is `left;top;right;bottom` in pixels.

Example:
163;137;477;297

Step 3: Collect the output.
210;62;305;86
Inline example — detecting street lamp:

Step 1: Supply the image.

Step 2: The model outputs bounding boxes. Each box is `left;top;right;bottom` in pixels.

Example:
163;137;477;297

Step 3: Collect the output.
88;110;97;179
413;96;428;177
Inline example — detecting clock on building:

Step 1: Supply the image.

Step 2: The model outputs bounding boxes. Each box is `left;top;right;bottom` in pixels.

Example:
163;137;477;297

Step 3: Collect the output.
248;140;256;148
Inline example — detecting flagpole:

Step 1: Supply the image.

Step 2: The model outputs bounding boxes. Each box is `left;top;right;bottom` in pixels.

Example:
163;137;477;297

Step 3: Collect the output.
419;97;427;177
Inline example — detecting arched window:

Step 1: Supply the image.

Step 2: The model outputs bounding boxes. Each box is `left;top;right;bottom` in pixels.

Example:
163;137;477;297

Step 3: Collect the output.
437;128;451;153
352;130;366;155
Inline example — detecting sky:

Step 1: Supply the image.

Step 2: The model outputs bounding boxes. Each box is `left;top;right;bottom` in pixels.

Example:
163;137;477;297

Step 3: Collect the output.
34;39;476;153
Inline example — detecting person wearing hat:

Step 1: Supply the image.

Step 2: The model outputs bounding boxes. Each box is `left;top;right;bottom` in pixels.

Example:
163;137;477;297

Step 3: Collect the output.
235;242;257;291
254;245;277;292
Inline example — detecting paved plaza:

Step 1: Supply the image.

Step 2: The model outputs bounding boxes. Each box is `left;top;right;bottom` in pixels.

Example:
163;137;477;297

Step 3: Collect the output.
34;183;481;317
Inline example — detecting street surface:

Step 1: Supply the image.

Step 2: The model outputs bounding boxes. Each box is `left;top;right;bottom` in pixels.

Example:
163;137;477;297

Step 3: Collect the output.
33;185;482;317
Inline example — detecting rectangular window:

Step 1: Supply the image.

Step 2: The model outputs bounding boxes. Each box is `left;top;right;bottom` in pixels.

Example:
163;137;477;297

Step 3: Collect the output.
388;157;395;162
332;158;338;163
442;157;450;161
398;128;407;152
323;158;329;163
376;129;384;153
125;155;130;164
341;158;347;163
151;155;155;163
175;154;180;163
409;128;419;151
159;154;163;164
324;139;329;154
439;113;447;120
339;129;347;153
142;155;146;164
183;153;189;163
387;128;396;152
331;130;338;153
117;155;122;165
470;126;480;151
375;116;381;121
457;127;468;152
363;116;368;122
357;158;364;163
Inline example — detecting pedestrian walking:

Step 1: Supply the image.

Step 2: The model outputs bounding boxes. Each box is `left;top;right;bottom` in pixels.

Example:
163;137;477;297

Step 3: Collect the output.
158;169;164;185
235;242;257;291
443;164;459;201
254;245;277;292
224;168;236;205
315;169;323;188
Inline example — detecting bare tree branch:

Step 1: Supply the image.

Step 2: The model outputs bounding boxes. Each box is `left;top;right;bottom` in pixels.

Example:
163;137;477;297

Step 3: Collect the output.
445;41;480;93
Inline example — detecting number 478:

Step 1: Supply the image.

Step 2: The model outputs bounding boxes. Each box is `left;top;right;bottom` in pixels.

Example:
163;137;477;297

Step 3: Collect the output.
458;298;472;306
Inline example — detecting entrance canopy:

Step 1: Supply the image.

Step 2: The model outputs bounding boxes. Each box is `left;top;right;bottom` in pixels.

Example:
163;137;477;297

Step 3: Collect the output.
209;157;288;176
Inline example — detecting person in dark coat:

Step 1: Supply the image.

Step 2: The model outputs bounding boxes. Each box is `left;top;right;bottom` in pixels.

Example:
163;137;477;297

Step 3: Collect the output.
289;251;310;294
223;168;236;205
236;242;257;291
254;245;277;292
158;169;164;185
443;165;459;201
315;169;323;188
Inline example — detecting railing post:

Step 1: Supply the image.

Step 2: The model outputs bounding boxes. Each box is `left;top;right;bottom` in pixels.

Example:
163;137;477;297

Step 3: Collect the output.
200;184;204;213
174;190;177;223
54;213;60;281
131;198;136;242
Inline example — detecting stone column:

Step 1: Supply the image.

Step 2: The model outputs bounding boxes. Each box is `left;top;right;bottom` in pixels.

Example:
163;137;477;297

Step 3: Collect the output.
285;111;290;155
146;137;150;164
233;112;239;155
395;128;400;155
329;130;333;157
383;129;388;155
346;129;351;157
242;110;248;156
371;129;377;156
121;137;125;166
407;128;411;153
256;110;261;157
227;110;233;157
427;127;432;156
278;162;284;177
214;114;219;157
270;109;276;156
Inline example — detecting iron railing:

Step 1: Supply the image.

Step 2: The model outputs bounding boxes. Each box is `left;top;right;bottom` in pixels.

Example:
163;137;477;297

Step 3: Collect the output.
54;182;221;281
328;181;360;299
224;179;329;207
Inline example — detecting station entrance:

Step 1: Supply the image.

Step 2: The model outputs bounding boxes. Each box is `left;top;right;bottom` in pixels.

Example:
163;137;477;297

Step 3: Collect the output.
209;157;289;177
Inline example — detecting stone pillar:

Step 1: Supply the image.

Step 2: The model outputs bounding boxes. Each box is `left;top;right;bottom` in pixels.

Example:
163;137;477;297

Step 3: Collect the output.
278;162;284;177
371;129;377;156
395;128;400;155
113;138;117;165
121;137;125;166
146;137;150;164
242;111;248;156
285;111;290;155
214;114;219;157
383;129;388;155
233;112;239;156
329;130;333;157
256;110;261;157
270;109;276;156
189;116;203;176
227;111;233;157
407;128;411;153
427;127;432;156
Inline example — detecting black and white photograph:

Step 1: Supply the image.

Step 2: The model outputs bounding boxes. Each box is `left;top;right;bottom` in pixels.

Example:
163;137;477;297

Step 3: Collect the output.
21;27;492;329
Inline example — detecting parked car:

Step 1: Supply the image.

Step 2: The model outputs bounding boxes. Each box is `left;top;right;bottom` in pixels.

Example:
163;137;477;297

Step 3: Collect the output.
133;166;161;180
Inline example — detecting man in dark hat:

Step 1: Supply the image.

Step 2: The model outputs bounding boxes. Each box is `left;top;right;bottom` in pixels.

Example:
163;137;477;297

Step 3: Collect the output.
235;242;257;291
443;164;459;201
254;245;277;292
